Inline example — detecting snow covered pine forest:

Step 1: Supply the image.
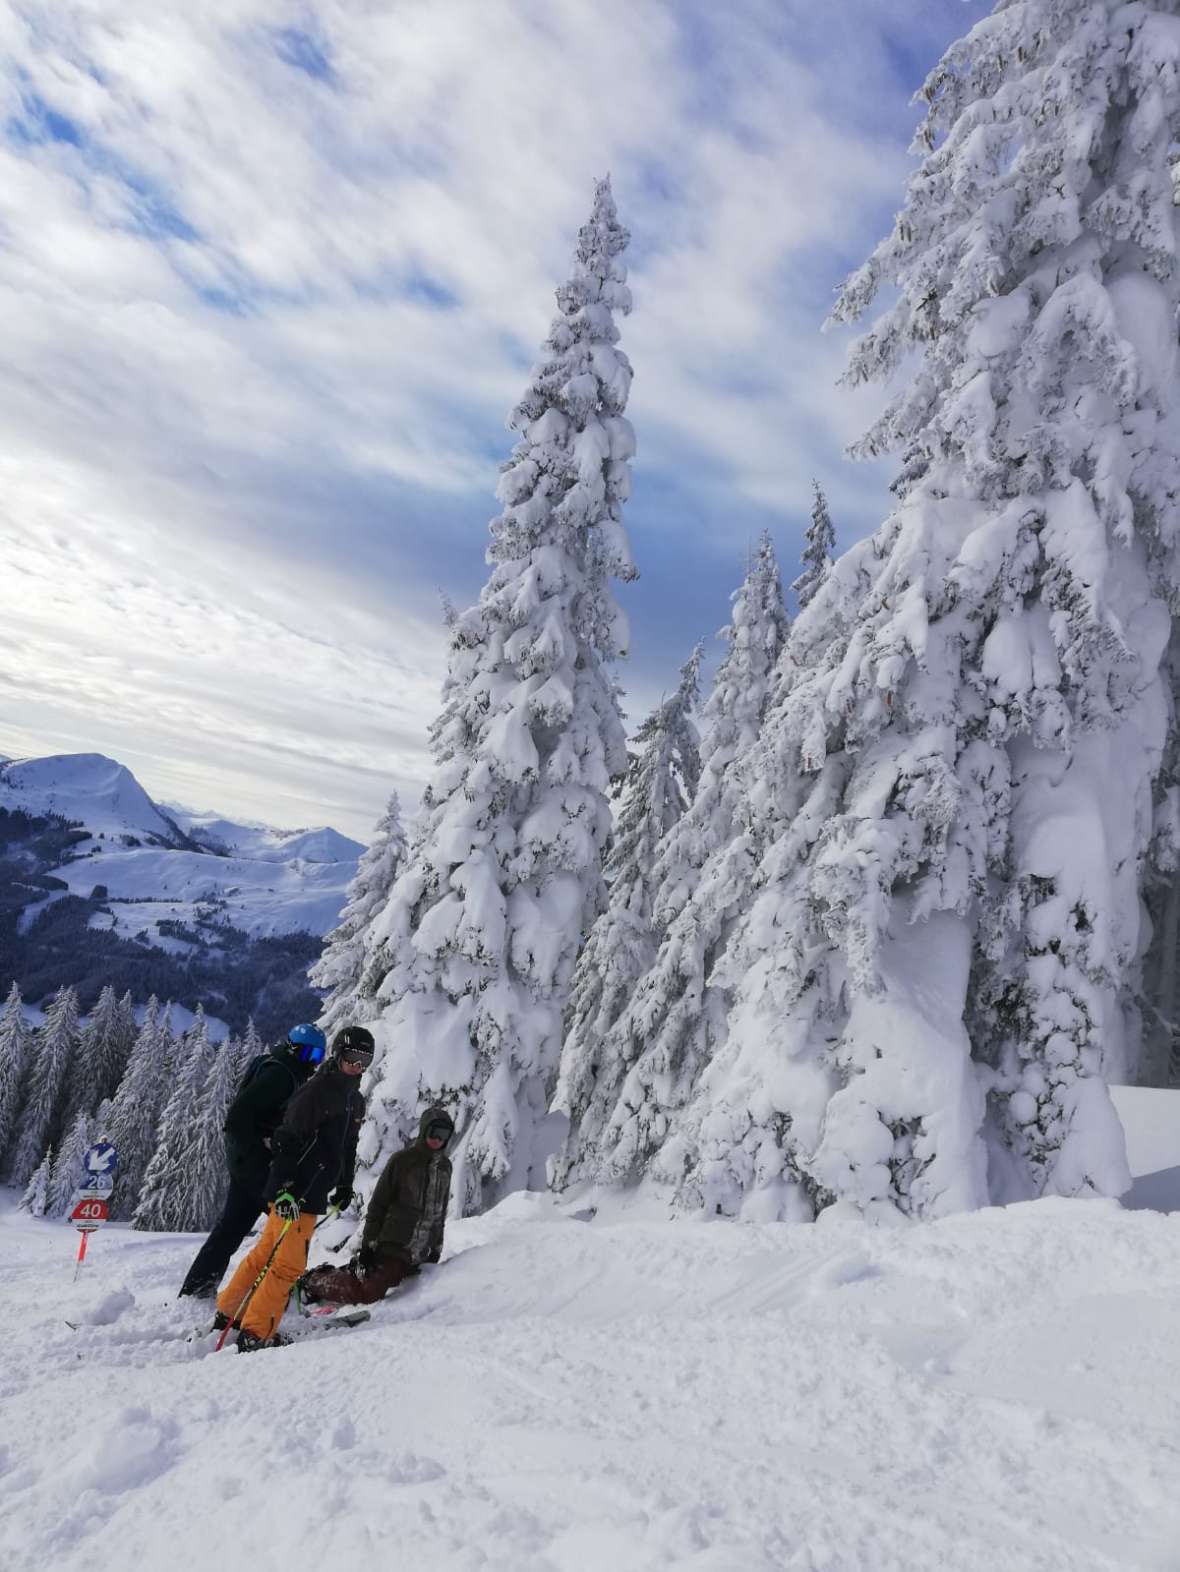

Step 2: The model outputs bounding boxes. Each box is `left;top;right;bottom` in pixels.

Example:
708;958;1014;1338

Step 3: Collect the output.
326;1;1180;1225
6;4;1180;1569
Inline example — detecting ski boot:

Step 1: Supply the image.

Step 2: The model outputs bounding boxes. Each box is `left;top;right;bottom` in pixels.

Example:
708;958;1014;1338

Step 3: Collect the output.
235;1328;291;1354
179;1280;219;1302
295;1265;337;1313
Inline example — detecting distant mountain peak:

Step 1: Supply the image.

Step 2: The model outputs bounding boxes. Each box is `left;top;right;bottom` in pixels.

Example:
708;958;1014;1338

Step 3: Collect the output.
0;752;190;849
163;804;365;865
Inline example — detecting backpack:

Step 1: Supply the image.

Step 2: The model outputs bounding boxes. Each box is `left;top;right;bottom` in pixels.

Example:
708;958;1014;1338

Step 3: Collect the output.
226;1051;298;1127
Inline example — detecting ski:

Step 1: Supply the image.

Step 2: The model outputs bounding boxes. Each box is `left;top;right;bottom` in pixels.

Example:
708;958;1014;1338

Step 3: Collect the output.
283;1306;370;1339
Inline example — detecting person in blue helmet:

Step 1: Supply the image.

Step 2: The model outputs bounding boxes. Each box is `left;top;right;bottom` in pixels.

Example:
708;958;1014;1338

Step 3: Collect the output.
177;1023;327;1300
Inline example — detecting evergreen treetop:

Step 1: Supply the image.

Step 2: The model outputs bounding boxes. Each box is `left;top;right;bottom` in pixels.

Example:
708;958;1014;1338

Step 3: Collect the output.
791;483;836;611
0;982;33;1170
357;176;639;1215
312;792;409;1033
6;985;79;1189
554;645;704;1182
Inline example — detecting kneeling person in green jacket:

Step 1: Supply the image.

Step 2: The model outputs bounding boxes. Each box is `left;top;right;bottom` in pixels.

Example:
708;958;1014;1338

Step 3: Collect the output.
301;1105;454;1308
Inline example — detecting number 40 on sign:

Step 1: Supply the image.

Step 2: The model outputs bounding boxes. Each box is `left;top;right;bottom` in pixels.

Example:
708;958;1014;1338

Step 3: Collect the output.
70;1196;109;1228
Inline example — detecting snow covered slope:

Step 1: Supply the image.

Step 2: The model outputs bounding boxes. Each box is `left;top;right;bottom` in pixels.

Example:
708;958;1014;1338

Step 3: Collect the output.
0;754;188;848
55;845;358;941
2;1191;1179;1572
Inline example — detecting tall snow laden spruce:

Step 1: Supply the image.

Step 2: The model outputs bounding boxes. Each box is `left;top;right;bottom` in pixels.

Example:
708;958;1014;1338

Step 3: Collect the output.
553;644;703;1179
792;483;837;611
356;177;638;1214
133;1013;213;1232
0;982;33;1168
554;536;788;1191
6;986;79;1189
311;792;408;1035
105;999;174;1220
592;0;1180;1221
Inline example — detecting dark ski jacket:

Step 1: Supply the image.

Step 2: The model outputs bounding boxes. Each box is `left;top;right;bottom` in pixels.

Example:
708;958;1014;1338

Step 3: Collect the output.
266;1062;366;1215
224;1049;314;1194
361;1106;454;1265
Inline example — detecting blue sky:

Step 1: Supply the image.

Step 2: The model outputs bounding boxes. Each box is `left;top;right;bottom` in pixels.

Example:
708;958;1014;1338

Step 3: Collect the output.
0;1;988;839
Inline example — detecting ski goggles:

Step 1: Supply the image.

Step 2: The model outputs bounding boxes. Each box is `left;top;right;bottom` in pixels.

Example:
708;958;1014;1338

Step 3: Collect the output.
339;1047;375;1067
425;1123;453;1143
298;1041;326;1065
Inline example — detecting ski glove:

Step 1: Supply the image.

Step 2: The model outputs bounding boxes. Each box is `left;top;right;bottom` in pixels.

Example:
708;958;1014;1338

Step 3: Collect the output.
355;1244;376;1273
274;1191;301;1222
328;1185;353;1211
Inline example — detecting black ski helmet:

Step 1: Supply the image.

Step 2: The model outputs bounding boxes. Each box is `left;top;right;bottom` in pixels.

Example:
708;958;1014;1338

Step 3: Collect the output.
333;1025;376;1067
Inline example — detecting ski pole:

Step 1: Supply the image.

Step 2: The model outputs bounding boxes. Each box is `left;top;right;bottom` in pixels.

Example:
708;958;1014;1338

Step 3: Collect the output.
314;1204;341;1233
215;1216;294;1352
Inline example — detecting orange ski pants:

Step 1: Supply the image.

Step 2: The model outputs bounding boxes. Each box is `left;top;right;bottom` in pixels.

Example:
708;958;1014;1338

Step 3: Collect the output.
217;1205;317;1340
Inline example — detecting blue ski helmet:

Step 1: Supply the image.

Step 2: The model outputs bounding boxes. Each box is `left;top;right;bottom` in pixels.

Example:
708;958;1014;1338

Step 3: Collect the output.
288;1022;327;1065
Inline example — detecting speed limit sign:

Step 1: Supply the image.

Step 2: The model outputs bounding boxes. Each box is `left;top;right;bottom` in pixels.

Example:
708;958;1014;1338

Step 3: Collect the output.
69;1196;109;1231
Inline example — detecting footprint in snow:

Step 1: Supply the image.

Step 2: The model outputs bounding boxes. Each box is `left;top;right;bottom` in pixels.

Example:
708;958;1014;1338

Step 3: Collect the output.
808;1254;884;1293
70;1405;182;1496
76;1288;136;1327
386;1451;446;1485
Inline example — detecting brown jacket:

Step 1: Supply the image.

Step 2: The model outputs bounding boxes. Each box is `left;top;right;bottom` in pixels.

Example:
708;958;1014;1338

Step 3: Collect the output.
361;1106;453;1265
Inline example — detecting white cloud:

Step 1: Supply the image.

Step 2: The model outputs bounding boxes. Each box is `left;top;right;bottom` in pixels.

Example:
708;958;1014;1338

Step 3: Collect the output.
0;0;987;834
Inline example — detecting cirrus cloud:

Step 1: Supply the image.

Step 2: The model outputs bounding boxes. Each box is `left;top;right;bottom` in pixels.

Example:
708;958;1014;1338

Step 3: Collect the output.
0;0;987;836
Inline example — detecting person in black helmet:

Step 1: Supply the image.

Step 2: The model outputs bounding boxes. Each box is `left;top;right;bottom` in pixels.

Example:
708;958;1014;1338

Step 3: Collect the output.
217;1024;373;1351
178;1022;327;1300
300;1103;454;1309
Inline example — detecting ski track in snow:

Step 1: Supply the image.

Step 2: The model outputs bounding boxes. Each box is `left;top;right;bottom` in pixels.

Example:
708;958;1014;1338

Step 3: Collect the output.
1;1194;1179;1571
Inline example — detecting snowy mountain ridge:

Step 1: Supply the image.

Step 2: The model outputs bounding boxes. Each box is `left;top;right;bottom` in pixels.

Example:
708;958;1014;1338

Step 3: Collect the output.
162;804;364;868
0;754;193;851
0;752;364;940
0;751;367;1035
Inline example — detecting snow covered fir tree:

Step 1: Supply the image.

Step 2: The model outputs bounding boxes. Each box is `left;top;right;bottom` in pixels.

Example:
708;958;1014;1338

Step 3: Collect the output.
572;0;1180;1222
553;644;703;1176
5;985;79;1189
791;482;836;611
0;979;259;1229
0;983;33;1164
311;791;408;1035
553;537;789;1190
353;176;639;1215
61;985;136;1132
132;1013;215;1233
